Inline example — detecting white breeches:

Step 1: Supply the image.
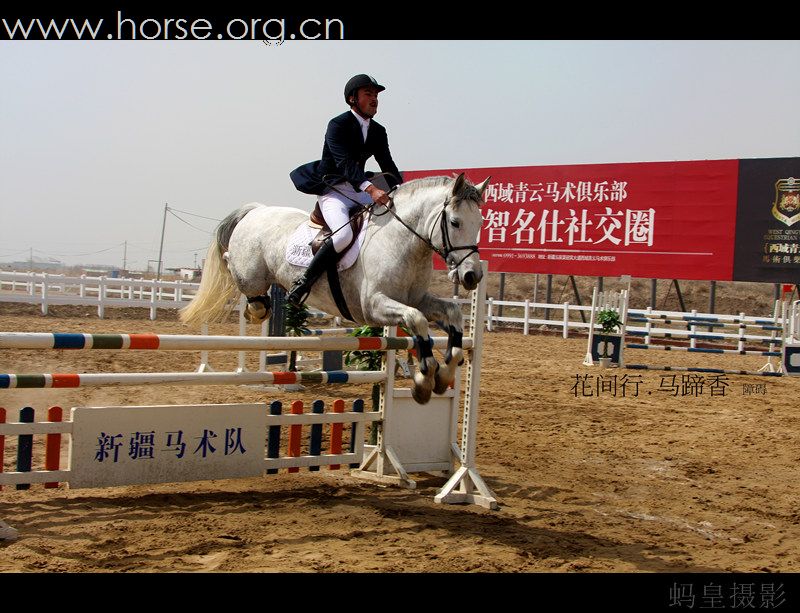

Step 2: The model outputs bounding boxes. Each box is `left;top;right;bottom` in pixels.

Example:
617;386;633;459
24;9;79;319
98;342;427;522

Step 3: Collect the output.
319;182;373;253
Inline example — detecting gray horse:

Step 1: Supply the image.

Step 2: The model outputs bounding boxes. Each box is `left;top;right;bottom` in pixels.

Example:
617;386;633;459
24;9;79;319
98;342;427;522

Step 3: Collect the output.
180;173;488;404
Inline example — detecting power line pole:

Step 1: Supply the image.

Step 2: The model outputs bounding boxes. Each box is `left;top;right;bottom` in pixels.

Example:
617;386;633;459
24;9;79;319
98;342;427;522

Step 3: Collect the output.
157;202;168;280
123;241;127;271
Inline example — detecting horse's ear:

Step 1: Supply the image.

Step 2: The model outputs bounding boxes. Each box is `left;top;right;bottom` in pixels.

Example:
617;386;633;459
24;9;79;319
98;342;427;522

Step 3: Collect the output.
452;172;467;196
475;177;491;201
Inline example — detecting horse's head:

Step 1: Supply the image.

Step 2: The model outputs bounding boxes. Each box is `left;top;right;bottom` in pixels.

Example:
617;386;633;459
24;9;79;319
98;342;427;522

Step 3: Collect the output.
441;173;489;291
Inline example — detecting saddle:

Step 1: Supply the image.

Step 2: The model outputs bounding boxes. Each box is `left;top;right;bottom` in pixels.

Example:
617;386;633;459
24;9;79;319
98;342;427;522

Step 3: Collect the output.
309;202;368;260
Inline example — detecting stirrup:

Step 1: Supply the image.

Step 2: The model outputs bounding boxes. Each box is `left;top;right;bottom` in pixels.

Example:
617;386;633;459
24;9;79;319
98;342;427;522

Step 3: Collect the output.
287;277;311;307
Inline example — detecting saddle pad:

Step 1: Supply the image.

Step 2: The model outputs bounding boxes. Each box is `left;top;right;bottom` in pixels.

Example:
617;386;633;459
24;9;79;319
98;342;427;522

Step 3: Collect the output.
285;219;367;271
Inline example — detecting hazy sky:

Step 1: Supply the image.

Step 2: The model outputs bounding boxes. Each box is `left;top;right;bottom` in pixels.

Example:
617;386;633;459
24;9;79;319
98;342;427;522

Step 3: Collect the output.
1;40;798;270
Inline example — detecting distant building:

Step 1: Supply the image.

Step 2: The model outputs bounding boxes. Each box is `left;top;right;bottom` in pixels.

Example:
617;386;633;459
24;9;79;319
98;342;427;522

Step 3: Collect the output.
166;268;202;282
82;267;123;278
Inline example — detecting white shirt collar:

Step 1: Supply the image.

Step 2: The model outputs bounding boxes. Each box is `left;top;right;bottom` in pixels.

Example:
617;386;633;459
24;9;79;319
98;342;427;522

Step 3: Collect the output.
350;109;370;142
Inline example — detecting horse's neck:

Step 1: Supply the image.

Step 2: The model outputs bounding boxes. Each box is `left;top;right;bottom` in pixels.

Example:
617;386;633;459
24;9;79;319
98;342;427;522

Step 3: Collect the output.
389;186;447;256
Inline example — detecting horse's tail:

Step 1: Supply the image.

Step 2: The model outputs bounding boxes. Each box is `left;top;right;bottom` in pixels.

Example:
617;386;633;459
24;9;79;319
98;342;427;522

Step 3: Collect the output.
179;204;259;326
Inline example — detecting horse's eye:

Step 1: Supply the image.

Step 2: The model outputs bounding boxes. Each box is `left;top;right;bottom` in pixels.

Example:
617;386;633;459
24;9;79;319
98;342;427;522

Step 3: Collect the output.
450;219;460;229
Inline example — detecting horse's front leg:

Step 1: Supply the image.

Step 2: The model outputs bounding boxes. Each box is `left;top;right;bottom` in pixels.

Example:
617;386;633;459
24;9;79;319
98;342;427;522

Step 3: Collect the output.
366;292;438;405
417;293;464;395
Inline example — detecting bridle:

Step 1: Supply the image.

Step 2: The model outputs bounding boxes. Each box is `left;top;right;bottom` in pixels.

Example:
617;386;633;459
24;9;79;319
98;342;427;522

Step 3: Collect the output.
376;194;480;271
322;173;481;273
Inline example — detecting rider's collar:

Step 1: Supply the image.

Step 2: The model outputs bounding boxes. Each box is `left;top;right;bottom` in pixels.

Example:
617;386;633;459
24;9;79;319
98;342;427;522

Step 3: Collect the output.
350;109;371;138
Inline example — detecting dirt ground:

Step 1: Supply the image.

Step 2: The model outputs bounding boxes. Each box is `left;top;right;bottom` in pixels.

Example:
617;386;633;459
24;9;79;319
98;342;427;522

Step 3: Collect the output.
0;303;798;574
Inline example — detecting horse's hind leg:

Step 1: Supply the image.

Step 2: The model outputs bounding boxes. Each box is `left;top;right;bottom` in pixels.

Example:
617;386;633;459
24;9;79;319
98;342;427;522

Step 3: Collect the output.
417;294;464;395
226;253;273;324
366;292;438;404
245;294;272;324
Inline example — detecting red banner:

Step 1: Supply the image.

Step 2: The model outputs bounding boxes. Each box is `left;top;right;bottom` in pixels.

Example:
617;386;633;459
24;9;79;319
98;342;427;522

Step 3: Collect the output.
404;160;740;280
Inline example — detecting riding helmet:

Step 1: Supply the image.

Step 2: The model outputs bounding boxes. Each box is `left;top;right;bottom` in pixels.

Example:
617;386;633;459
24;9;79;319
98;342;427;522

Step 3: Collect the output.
344;74;385;105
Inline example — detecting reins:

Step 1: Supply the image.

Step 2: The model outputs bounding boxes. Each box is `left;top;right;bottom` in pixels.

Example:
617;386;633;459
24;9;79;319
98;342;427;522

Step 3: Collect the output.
320;174;480;271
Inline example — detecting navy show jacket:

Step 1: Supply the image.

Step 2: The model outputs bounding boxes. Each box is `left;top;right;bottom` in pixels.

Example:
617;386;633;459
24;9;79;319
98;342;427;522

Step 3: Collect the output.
290;111;402;196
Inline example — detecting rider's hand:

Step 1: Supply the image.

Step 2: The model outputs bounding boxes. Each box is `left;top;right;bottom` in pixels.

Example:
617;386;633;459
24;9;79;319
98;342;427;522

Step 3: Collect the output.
365;184;391;206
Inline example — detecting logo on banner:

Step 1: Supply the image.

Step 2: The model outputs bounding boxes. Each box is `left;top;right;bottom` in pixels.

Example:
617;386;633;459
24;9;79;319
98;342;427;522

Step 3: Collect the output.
771;177;800;226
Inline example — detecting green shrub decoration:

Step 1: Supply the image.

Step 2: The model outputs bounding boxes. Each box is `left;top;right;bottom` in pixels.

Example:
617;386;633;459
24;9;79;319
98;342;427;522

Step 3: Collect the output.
596;308;622;359
284;302;310;371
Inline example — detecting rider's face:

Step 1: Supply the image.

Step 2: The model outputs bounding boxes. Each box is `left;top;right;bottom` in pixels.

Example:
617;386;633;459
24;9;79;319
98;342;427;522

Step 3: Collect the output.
352;86;379;119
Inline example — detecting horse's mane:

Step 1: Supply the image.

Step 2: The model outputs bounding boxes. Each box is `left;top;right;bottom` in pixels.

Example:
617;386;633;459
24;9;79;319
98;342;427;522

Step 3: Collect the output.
395;175;482;203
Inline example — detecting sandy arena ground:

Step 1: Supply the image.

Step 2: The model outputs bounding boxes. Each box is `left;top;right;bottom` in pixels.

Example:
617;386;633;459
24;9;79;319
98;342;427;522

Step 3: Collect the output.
0;305;798;573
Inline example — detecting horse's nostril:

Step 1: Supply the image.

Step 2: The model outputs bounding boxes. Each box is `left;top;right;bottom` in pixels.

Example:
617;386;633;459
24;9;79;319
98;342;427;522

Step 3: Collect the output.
463;271;476;287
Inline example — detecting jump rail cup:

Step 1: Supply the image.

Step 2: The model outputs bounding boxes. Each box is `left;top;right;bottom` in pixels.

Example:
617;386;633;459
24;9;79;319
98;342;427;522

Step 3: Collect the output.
0;261;497;511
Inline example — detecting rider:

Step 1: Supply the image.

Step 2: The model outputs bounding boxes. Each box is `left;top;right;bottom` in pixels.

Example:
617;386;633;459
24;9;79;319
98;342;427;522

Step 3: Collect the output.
287;73;403;307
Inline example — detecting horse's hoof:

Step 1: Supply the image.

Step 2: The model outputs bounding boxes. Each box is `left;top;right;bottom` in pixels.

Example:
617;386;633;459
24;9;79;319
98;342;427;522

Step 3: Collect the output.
412;371;433;404
412;384;432;405
246;306;270;324
433;374;450;395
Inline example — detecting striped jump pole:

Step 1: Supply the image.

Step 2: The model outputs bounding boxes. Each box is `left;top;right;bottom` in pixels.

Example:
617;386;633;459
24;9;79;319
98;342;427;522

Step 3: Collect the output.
0;370;386;389
625;364;784;377
625;343;781;357
627;327;783;341
755;337;784;345
0;332;471;352
627;330;731;342
627;314;780;327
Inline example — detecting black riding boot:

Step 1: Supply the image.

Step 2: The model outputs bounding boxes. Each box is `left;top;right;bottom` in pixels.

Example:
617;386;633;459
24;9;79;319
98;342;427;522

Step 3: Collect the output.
287;238;337;307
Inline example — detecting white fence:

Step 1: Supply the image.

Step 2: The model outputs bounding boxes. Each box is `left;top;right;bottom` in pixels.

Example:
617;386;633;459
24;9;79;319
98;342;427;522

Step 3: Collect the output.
0;271;199;320
483;296;792;348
